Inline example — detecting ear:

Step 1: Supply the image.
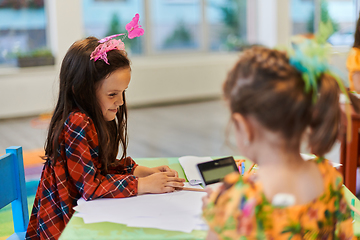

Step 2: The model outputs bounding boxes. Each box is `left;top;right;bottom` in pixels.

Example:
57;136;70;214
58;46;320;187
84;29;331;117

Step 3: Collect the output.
232;113;253;144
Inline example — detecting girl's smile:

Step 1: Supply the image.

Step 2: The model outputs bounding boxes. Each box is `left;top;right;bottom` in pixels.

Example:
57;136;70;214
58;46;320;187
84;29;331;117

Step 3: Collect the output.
96;67;131;121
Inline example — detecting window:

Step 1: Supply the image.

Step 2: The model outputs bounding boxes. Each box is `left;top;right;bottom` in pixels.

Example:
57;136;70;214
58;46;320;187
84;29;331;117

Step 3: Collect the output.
207;0;247;51
82;0;247;55
150;0;201;52
326;0;356;46
0;0;48;67
291;0;315;36
291;0;357;46
0;0;249;67
83;0;144;55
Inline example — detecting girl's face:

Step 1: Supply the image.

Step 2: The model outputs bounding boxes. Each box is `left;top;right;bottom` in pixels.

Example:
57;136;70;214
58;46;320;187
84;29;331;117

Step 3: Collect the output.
96;67;131;121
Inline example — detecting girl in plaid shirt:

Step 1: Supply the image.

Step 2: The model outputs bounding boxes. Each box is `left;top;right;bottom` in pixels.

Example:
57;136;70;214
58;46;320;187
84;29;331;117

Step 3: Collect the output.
26;34;185;240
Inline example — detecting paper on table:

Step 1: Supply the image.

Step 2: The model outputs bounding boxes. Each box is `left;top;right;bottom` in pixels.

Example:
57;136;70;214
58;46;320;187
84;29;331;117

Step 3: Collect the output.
178;156;212;182
74;183;208;233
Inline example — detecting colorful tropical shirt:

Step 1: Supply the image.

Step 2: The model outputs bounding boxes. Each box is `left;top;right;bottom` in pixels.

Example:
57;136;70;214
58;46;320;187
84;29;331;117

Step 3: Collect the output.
203;158;355;239
26;111;139;240
346;47;360;92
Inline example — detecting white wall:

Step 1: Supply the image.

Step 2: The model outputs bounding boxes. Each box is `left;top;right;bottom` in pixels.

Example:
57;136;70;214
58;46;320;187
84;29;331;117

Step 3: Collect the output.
248;0;291;48
128;53;239;105
0;67;58;118
0;0;242;119
0;53;239;118
0;0;350;119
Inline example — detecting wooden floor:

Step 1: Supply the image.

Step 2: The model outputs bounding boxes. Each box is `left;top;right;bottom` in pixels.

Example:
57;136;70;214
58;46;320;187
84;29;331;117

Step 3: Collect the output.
0;99;340;161
0;100;238;158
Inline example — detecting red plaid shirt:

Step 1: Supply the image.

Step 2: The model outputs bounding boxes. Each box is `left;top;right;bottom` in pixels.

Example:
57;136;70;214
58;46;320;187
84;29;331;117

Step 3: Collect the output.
26;111;138;240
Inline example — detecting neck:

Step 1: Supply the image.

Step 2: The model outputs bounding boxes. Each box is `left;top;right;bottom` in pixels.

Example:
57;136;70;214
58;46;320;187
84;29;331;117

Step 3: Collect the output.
251;140;324;205
251;140;304;170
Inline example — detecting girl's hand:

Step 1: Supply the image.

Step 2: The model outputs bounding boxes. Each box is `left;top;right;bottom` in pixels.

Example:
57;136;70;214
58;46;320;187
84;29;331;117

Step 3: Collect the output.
206;230;220;240
137;172;185;194
152;165;179;177
133;166;157;177
202;187;213;210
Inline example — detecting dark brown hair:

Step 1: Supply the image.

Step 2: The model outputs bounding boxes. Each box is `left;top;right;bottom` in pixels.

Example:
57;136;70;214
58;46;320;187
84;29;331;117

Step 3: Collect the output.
223;46;341;156
353;15;360;49
44;36;130;174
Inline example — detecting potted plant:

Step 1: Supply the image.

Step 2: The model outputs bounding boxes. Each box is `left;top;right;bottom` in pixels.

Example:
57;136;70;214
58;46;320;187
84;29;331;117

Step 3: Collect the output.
16;48;55;68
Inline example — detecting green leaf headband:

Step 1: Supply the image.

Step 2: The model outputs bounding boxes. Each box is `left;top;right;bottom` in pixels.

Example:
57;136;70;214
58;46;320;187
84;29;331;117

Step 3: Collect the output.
288;20;352;141
289;20;348;102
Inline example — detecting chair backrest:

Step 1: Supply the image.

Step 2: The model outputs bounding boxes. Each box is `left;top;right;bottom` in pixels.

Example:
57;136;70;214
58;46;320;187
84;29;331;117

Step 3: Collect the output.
0;146;29;233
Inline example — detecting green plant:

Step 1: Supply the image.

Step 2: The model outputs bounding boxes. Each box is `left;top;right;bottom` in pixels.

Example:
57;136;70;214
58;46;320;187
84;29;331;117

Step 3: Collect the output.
306;0;339;35
0;0;44;9
16;48;53;58
211;0;248;51
106;13;121;36
164;21;193;48
105;12;142;54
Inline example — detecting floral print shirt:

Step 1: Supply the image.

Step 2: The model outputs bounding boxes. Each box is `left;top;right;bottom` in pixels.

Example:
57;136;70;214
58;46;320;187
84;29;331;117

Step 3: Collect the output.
203;158;355;239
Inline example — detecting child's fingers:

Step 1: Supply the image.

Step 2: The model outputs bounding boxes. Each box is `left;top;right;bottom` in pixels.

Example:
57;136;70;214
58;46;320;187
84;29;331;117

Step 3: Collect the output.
164;171;178;177
165;179;185;188
204;187;213;195
163;186;175;193
166;181;185;188
158;165;178;177
202;195;210;210
158;165;171;172
167;177;185;182
171;169;179;177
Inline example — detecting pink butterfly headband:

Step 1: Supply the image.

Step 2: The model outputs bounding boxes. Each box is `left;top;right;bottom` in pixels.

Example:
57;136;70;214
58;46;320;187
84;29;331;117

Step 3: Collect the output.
90;13;144;65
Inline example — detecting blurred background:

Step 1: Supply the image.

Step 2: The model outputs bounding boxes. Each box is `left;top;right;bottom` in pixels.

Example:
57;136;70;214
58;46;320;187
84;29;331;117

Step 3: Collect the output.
1;1;360;237
0;0;358;160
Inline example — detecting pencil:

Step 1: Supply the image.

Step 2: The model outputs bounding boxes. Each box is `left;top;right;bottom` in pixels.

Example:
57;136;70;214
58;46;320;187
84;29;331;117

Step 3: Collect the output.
177;187;206;192
241;162;245;175
247;163;256;174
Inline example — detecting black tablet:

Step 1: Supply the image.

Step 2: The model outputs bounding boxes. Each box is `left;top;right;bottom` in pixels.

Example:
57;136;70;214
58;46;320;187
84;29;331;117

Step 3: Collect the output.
196;156;238;186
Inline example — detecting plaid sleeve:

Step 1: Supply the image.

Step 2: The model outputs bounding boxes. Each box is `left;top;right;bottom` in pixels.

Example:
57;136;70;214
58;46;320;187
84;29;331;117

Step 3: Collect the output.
108;156;138;175
64;112;138;200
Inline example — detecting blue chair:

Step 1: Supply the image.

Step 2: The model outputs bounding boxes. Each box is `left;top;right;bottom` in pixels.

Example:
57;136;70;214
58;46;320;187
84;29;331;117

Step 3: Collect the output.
0;146;29;239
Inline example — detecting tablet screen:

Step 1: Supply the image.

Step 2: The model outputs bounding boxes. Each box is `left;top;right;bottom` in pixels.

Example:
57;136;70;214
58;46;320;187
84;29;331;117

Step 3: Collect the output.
197;156;238;186
201;165;236;182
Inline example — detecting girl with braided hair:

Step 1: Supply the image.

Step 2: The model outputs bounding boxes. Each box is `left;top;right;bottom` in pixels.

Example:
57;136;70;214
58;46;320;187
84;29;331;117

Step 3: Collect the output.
202;46;355;239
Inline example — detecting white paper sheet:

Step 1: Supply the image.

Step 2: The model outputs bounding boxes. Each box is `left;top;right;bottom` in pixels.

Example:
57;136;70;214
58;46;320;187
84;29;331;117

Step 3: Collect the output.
74;183;208;233
178;156;212;182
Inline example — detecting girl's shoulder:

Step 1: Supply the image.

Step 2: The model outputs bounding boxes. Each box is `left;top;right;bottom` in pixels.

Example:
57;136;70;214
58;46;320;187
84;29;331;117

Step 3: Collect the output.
218;158;342;194
64;110;97;134
203;173;263;238
211;172;260;206
312;157;344;192
66;110;93;126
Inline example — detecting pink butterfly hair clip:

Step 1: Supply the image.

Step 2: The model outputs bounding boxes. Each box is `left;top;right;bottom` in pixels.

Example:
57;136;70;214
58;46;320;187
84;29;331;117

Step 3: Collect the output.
126;13;145;39
90;13;144;65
